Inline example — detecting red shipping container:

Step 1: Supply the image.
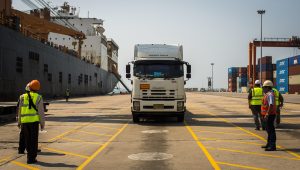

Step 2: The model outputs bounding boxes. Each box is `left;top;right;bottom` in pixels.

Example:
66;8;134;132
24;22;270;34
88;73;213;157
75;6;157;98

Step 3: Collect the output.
289;65;300;76
258;56;272;65
289;84;300;94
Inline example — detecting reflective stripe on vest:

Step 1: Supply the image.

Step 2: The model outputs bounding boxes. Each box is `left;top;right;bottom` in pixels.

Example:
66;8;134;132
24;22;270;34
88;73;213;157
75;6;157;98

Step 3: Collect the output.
261;91;277;116
250;87;263;105
272;88;280;106
20;92;41;123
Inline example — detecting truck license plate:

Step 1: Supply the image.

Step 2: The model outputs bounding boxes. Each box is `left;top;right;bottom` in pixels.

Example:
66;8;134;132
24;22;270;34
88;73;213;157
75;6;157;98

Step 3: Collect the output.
153;104;164;109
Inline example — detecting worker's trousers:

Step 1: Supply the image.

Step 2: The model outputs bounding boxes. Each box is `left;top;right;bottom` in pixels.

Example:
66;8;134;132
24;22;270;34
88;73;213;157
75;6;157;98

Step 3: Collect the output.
250;105;264;129
266;115;276;148
19;122;39;162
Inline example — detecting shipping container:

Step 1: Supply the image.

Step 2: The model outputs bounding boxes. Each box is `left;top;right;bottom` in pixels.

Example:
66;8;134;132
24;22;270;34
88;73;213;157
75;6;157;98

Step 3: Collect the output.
277;85;288;94
289;55;300;66
258;56;272;65
272;64;276;71
289;65;300;75
289;85;300;94
289;75;300;85
276;58;289;69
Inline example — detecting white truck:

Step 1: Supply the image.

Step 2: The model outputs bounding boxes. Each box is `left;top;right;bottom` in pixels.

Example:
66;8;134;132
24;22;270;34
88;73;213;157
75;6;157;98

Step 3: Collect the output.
126;44;191;123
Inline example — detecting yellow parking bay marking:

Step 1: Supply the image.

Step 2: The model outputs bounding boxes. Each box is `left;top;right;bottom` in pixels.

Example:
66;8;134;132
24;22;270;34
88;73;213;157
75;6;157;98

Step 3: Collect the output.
185;122;221;170
199;107;300;159
194;130;252;136
208;147;300;161
217;161;267;170
43;147;89;158
77;130;113;137
62;137;104;145
199;137;262;146
91;125;121;130
77;122;129;170
11;161;40;170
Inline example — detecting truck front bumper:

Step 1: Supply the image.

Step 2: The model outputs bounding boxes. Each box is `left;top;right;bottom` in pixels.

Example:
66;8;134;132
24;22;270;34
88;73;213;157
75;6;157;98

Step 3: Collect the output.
131;99;185;113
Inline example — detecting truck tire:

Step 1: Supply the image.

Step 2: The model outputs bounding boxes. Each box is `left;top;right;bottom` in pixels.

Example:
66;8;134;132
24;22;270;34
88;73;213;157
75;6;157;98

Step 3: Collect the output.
177;115;184;122
132;113;140;123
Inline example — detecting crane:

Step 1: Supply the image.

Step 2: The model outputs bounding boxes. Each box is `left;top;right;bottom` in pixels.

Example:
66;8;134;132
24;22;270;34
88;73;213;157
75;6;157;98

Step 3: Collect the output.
248;36;300;86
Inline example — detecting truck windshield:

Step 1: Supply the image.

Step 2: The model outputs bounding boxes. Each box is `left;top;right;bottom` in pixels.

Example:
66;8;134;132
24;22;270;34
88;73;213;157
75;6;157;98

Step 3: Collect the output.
134;60;184;78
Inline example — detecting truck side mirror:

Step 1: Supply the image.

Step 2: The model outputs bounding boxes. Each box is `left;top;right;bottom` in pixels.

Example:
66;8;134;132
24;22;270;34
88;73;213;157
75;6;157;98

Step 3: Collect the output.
187;65;191;74
126;64;131;74
126;73;131;78
186;73;191;79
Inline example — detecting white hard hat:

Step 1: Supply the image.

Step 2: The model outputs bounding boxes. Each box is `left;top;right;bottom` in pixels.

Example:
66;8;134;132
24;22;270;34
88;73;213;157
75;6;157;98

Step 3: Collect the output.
25;83;30;92
263;80;273;87
254;80;261;85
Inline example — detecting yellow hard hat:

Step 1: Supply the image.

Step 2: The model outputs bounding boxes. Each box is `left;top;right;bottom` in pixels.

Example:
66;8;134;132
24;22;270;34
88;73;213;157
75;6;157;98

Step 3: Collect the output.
262;80;273;87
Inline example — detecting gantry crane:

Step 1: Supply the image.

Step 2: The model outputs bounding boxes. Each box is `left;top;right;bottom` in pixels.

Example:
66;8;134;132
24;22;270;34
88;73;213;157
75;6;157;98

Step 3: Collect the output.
248;37;300;86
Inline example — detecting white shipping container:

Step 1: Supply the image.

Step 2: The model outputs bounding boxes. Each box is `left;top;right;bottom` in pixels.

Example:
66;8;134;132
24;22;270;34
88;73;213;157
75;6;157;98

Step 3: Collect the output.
289;75;300;85
273;71;276;78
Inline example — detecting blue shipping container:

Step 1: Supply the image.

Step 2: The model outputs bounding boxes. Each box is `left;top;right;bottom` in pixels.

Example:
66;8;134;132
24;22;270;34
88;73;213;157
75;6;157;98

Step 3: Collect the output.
276;68;288;78
276;58;289;69
228;67;238;74
277;85;288;94
276;77;288;85
289;55;300;66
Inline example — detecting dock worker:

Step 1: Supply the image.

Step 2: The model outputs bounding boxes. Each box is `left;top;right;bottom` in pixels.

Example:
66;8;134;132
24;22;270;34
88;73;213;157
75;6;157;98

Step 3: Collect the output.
17;80;45;164
261;80;277;151
248;80;264;130
65;88;70;102
272;87;284;128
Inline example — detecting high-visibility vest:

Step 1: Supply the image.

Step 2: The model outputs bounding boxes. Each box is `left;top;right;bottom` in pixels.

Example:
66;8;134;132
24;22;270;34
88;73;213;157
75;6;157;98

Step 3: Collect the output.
272;88;280;106
250;87;263;105
20;92;41;123
261;91;277;116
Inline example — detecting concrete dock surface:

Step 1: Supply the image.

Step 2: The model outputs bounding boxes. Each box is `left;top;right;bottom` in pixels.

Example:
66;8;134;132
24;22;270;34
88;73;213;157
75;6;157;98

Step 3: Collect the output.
0;92;299;170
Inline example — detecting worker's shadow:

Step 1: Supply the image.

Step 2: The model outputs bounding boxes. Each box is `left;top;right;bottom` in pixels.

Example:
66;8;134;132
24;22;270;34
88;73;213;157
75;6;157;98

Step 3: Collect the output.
36;152;77;167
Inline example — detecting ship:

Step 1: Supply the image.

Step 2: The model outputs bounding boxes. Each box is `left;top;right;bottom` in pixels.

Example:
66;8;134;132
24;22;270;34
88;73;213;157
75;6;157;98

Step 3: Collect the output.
0;1;124;101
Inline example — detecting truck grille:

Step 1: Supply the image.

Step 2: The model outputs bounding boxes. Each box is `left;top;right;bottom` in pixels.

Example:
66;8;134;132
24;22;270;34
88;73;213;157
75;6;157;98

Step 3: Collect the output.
142;90;176;100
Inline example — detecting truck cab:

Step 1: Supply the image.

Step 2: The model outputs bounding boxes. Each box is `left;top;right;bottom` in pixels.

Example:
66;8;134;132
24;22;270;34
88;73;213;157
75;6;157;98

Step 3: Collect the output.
126;44;191;123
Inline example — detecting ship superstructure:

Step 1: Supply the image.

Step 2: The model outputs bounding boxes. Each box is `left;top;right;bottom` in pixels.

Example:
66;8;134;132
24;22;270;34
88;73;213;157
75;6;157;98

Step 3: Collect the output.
0;0;120;101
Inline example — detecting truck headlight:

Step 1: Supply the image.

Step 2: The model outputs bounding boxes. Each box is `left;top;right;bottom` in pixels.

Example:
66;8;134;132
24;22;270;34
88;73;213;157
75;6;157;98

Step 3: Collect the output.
177;101;184;111
133;101;140;111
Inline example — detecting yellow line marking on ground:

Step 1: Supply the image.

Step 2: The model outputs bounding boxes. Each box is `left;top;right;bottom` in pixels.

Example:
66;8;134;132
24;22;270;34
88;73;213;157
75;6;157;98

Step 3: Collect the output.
217;161;267;170
199;138;262;146
194;130;252;136
185;122;221;170
0;158;7;164
77;122;129;170
91;125;121;130
43;147;89;158
11;161;40;170
199;107;300;159
77;130;113;137
62;137;104;145
208;147;300;161
48;120;97;142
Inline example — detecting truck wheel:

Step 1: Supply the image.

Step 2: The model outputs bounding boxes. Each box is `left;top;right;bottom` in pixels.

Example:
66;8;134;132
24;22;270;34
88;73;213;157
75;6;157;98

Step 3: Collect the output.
177;115;184;122
132;114;140;123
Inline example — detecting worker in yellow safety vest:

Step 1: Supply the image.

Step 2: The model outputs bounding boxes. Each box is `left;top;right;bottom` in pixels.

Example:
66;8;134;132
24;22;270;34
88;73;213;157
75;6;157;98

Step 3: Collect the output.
248;80;264;130
17;80;45;164
272;88;284;127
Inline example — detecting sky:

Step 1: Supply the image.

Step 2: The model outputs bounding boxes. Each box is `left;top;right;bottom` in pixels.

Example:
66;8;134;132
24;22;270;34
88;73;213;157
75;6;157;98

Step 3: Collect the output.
12;0;300;89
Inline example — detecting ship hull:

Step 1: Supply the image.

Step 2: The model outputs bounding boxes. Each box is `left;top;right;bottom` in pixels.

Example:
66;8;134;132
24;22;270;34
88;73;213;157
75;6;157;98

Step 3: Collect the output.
0;25;118;101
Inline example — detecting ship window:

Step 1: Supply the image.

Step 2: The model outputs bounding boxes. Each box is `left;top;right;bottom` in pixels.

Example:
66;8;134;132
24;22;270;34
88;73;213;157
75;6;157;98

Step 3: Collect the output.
48;73;52;82
100;81;103;88
49;38;52;40
90;45;92;47
63;38;65;40
55;38;57;40
84;75;88;84
69;38;71;40
84;45;86;47
16;57;23;73
29;51;39;62
81;24;82;26
94;73;97;77
68;74;71;84
59;72;62;83
44;64;48;73
89;76;92;81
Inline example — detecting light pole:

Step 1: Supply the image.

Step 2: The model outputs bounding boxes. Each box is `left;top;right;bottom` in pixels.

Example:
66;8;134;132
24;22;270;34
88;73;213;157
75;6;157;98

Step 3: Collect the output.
257;9;265;84
211;63;214;91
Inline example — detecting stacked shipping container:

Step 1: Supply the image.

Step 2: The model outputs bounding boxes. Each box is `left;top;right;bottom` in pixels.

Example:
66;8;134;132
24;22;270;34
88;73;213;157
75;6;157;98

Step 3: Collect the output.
276;58;289;94
258;56;274;84
228;67;238;92
288;55;300;94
